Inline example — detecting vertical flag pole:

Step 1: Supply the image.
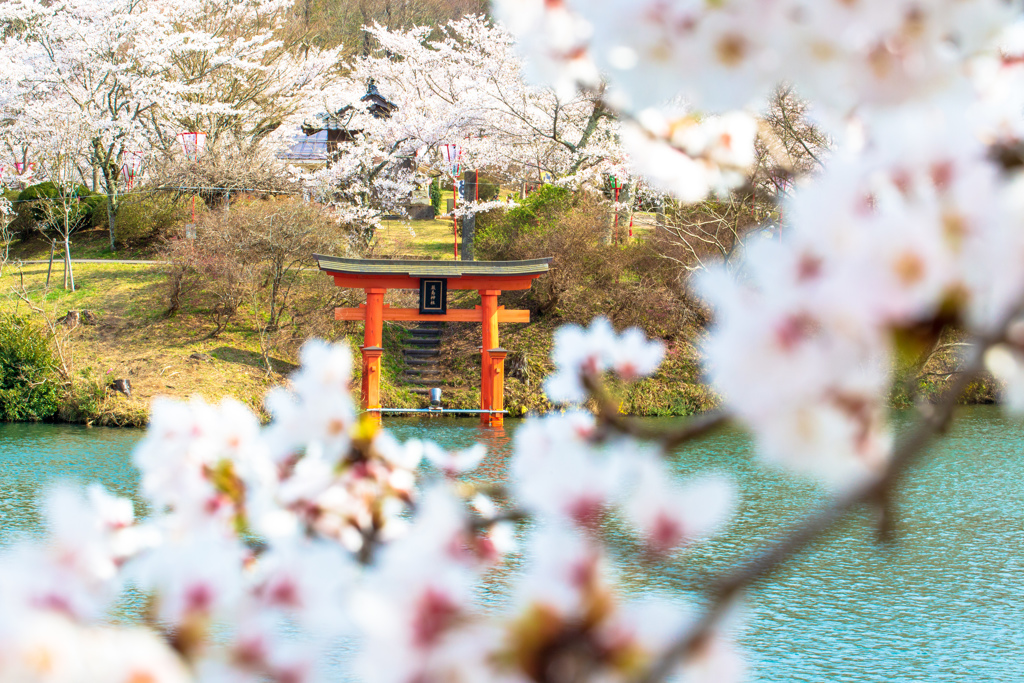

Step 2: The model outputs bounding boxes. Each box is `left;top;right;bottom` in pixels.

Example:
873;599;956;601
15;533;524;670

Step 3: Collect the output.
177;132;207;237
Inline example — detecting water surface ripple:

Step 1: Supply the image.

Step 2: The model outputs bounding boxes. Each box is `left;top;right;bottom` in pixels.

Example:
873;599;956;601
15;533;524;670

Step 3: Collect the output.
0;406;1021;682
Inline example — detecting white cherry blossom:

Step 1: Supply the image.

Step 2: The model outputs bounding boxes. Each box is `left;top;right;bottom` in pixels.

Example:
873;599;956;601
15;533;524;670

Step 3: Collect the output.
546;317;665;404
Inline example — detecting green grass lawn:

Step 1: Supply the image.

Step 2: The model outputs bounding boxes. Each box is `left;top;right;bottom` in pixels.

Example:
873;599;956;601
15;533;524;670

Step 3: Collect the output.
375;216;460;259
373;185;525;260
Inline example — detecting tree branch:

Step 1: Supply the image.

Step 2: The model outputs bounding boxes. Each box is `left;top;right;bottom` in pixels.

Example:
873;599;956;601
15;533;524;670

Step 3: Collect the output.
583;372;729;452
634;320;1005;683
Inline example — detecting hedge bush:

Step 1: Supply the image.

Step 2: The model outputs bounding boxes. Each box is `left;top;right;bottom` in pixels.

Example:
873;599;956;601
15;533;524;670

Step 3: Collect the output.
92;191;189;247
474;184;571;256
0;314;62;421
17;182;104;233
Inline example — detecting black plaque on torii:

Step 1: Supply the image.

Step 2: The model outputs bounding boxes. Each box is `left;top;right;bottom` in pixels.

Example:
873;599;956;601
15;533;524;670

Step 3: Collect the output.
419;278;447;314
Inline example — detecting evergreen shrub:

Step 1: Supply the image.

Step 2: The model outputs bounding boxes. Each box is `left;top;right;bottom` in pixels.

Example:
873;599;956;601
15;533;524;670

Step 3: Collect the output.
429;178;442;217
474;184;570;255
0;314;61;421
5;191;35;238
17;182;102;232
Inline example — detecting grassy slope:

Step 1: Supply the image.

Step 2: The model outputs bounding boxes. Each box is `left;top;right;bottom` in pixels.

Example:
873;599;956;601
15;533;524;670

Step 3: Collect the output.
0;254;299;426
375;217;459;260
10;228;158;262
373;186;505;259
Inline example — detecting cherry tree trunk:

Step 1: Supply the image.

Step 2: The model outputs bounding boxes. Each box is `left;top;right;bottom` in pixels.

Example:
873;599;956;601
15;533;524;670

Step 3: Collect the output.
461;171;478;261
106;191;118;253
63;235;75;292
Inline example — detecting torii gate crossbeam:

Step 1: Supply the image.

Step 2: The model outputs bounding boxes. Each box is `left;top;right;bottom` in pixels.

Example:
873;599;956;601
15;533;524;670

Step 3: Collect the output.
315;256;552;426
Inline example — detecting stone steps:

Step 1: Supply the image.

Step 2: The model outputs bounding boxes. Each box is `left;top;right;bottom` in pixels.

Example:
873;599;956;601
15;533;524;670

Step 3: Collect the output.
403;367;441;376
403;348;440;357
400;322;445;389
405;377;450;386
404;357;441;366
407;338;441;347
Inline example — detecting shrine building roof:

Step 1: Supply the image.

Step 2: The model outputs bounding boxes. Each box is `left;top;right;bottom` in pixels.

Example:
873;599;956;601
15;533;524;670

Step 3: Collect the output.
314;256;553;278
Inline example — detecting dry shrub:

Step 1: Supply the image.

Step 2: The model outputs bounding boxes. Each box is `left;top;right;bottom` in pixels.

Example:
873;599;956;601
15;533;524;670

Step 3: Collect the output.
479;191;697;340
161;197;360;348
152;145;295;205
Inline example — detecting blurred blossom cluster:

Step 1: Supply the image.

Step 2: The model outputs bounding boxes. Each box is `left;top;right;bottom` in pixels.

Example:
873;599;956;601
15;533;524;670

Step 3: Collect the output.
497;0;1024;480
0;337;739;683
545;317;665;403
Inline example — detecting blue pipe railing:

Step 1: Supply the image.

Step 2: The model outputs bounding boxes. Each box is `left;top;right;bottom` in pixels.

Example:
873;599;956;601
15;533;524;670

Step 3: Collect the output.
364;408;508;415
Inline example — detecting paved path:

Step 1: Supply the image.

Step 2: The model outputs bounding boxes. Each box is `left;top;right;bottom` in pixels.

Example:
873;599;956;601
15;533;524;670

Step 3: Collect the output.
15;258;167;265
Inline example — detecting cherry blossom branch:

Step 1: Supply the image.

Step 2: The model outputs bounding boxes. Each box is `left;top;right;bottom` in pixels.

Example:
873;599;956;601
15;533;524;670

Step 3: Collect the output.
635;324;1001;683
469;508;528;532
582;372;729;451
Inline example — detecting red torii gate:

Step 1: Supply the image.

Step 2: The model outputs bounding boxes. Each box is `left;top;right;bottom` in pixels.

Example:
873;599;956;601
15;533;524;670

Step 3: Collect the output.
315;256;552;426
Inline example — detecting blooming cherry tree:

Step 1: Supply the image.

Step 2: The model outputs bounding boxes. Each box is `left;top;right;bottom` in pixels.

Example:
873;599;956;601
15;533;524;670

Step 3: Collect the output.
0;0;198;250
156;0;343;153
0;0;345;250
294;15;631;246
345;16;627;189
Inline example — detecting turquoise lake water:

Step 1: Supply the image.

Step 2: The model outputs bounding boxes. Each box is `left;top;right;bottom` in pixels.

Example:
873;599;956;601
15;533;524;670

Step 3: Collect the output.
1;407;1021;682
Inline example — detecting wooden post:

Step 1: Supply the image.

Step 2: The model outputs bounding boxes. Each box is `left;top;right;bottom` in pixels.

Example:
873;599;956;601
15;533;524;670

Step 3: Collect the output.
461;170;477;262
479;289;500;424
362;288;385;424
614;185;620;237
361;347;383;426
45;240;55;289
487;348;507;427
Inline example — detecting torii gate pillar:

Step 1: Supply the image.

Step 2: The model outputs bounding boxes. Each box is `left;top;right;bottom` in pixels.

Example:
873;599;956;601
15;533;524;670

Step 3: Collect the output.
480;290;500;424
487;348;507;427
360;288;387;426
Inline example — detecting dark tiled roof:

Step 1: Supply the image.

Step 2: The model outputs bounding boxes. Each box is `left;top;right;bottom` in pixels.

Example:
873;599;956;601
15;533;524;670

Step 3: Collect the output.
280;130;331;161
314;256;553;278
